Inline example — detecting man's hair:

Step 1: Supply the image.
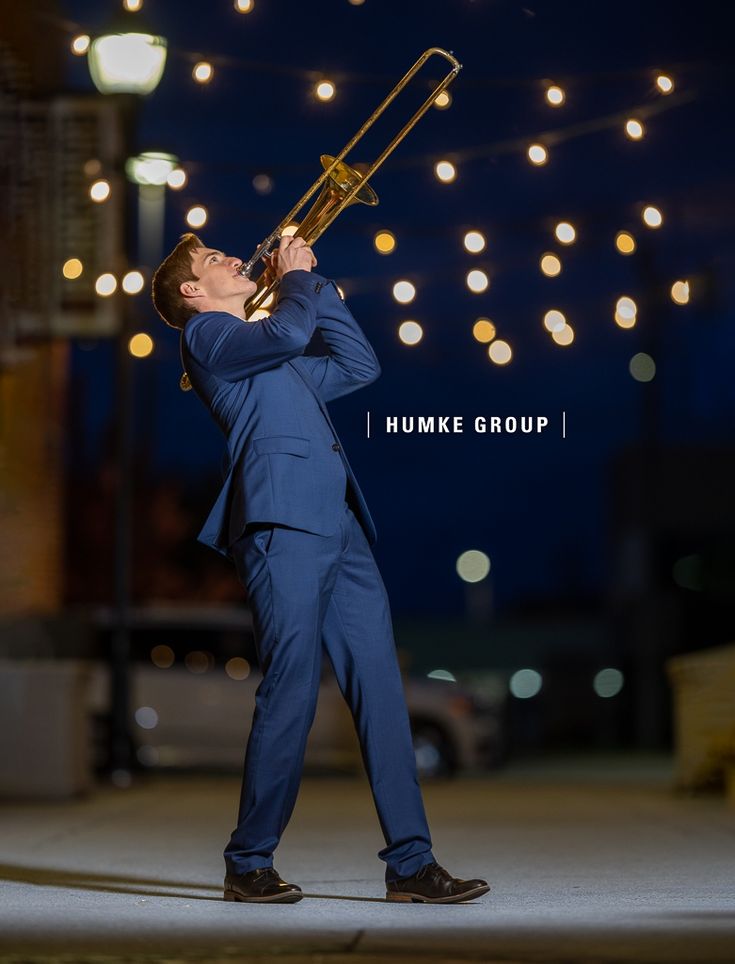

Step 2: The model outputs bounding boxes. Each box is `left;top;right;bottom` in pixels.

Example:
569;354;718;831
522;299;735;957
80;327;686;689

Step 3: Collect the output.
151;232;204;330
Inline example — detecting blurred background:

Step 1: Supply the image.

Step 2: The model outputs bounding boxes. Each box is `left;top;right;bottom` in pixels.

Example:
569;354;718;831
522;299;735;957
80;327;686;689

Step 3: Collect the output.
1;0;735;800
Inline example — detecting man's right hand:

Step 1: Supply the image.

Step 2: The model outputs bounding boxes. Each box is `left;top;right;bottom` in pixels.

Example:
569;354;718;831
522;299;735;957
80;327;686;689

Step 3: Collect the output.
271;235;317;279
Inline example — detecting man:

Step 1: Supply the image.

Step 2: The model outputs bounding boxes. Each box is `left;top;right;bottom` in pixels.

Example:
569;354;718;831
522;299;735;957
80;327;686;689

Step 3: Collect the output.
151;232;490;904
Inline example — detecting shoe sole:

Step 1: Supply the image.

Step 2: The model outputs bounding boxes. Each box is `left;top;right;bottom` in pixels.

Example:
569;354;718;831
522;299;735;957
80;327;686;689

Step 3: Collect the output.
385;883;491;903
224;888;303;903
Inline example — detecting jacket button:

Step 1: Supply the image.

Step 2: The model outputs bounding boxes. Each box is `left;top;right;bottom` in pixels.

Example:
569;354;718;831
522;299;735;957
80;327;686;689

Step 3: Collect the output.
332;442;340;451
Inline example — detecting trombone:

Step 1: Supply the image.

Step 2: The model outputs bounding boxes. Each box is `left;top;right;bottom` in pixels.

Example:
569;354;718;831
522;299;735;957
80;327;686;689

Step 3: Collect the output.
181;47;461;391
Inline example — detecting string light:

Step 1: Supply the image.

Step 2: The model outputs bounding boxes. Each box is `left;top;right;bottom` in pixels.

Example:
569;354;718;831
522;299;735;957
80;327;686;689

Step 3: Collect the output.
472;318;496;343
433;90;451;109
186;205;208;228
555;221;576;244
89;179;111;202
625;118;645;140
463;230;486;254
234;0;255;11
614;296;637;328
615;231;636;254
540;253;562;277
252;173;273;194
122;270;145;295
434;160;456;183
393;280;416;304
166;168;187;189
488;340;512;365
545;84;565;106
671;280;690;305
642;205;663;228
129;333;154;358
62;258;83;280
71;34;90;56
656;74;674;94
374;230;396;254
466;269;489;293
193;62;214;84
527;143;548;165
543;309;566;333
398;321;423;345
315;80;336;102
95;273;117;297
629;352;655;382
552;324;574;346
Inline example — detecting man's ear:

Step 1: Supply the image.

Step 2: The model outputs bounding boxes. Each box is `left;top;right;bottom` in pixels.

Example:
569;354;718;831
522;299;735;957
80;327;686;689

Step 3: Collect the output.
180;280;202;300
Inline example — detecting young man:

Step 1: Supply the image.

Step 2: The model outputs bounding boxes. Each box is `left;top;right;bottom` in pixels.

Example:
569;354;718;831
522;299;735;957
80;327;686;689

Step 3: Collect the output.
151;232;490;904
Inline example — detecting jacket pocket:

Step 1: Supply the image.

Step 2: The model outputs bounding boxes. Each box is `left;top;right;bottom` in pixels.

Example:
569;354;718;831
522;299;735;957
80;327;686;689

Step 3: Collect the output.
252;435;310;458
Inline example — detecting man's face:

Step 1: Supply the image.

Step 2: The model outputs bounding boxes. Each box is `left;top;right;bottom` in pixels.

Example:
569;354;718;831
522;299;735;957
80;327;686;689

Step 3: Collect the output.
186;246;258;304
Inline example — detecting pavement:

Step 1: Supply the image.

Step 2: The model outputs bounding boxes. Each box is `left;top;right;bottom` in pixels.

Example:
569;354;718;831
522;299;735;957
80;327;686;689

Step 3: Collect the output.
1;755;734;963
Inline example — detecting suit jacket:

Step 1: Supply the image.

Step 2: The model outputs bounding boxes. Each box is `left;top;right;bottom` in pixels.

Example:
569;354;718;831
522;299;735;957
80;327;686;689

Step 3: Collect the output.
180;269;381;560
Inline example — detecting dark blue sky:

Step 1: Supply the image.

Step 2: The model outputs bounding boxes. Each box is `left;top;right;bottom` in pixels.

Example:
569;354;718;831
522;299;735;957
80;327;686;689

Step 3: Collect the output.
63;0;735;614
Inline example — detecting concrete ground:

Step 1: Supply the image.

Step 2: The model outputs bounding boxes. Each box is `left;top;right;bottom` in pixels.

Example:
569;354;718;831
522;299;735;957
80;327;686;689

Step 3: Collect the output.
1;755;734;963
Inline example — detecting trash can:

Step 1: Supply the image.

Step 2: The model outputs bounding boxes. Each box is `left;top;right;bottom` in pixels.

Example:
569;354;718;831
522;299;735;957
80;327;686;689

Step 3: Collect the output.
666;643;735;791
0;658;94;798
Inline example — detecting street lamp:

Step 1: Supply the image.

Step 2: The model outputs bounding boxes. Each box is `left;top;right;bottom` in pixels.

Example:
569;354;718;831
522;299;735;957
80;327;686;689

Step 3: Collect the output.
86;8;167;785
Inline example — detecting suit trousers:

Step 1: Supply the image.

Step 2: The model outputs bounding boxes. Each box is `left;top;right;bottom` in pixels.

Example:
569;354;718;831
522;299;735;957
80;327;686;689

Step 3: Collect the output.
223;499;436;882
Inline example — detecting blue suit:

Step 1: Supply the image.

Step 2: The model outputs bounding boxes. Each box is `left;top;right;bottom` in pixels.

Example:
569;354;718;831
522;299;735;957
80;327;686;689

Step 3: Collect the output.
181;269;436;882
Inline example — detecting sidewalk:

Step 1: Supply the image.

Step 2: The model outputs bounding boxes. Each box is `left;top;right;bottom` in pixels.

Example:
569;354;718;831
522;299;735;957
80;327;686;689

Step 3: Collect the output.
1;756;734;962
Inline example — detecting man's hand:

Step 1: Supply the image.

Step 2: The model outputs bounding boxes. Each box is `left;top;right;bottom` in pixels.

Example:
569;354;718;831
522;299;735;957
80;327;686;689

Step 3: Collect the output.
263;236;317;285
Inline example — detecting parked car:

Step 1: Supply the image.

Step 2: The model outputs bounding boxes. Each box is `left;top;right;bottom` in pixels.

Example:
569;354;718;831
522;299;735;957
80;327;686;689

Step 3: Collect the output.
86;605;505;779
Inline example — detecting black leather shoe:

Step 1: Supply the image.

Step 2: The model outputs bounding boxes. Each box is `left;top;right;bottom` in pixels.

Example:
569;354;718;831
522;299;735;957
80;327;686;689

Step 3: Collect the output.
386;861;490;903
224;867;303;903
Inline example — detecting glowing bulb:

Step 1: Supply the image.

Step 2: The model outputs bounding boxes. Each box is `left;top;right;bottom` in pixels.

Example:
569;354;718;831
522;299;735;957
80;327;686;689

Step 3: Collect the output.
629;352;656;382
186;205;208;228
193;62;213;84
166;168;187;189
615;231;636;254
398;321;423;345
656;74;674;94
129;333;154;357
552;324;574;346
122;270;145;295
315;80;336;102
95;273;117;297
527;144;548;165
62;258;83;280
472;318;496;343
89;179;111;202
374;230;396;254
540;253;561;277
625;118;644;140
466;269;489;293
671;280;690;305
234;0;254;11
555;221;576;244
463;230;486;254
488;340;512;365
642;205;663;228
545;84;565;106
71;34;90;56
433;90;451;109
434;160;456;183
393;280;416;304
543;309;566;333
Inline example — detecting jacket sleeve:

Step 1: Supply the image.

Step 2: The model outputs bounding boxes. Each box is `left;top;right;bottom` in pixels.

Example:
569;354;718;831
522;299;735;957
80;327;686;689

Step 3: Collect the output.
183;270;325;382
291;280;381;403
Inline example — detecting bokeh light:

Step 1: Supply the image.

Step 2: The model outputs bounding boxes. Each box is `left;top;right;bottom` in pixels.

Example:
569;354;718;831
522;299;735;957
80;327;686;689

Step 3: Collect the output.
488;340;512;365
128;333;154;357
656;74;674;94
509;669;542;699
186;205;208;228
62;258;83;280
463;230;486;253
398;320;423;345
671;280;690;305
543;309;566;333
315;80;336;101
456;550;491;583
434;160;456;183
193;62;213;84
225;657;251;679
392;280;416;304
555;221;576;244
540;253;561;277
552;324;574;346
527;144;548;165
642;205;663;228
166;168;187;189
89;179;110;202
71;34;90;56
593;668;624;698
472;318;496;343
629;352;656;382
625;118;645;140
615;231;636;254
151;645;175;669
466;269;489;293
95;273;117;297
374;230;396;254
433;90;452;109
545;84;565;106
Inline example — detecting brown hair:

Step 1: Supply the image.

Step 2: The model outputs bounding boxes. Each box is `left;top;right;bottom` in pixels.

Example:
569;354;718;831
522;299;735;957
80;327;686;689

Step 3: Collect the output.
151;232;204;330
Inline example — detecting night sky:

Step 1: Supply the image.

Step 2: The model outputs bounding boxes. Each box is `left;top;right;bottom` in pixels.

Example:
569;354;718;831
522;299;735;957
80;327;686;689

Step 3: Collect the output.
62;0;735;615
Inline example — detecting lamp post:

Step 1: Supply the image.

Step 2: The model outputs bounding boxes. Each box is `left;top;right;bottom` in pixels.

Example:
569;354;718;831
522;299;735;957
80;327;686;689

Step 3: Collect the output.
86;8;167;783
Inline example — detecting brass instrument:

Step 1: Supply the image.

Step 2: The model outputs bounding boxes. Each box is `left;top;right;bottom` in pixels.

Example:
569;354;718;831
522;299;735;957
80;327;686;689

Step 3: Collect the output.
181;47;461;391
